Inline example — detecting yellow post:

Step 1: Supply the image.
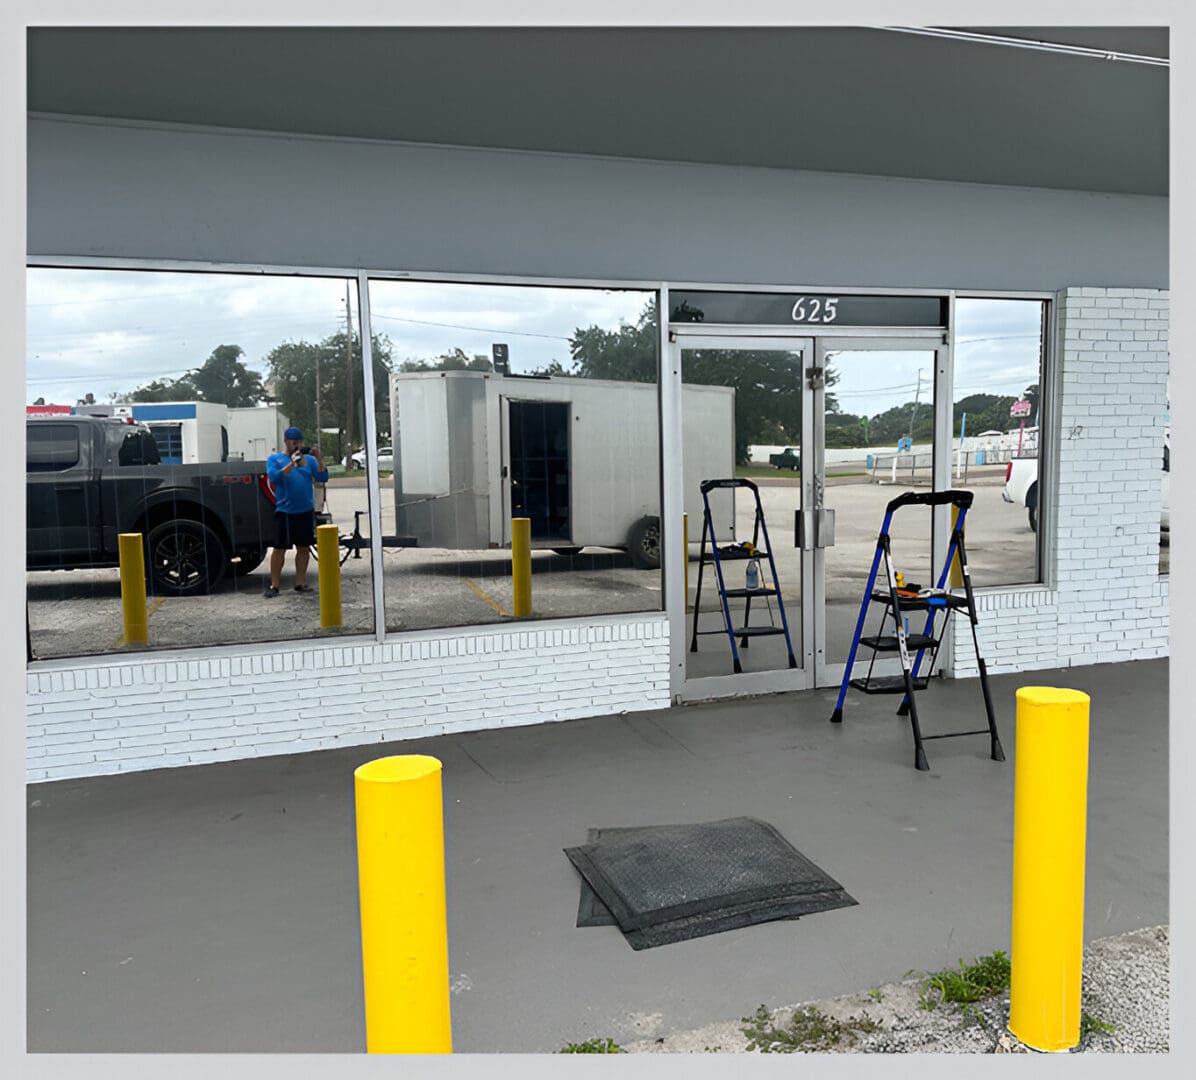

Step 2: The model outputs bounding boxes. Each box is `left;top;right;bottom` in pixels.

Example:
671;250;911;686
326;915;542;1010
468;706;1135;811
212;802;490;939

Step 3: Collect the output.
355;755;453;1054
948;505;964;588
511;516;531;617
683;512;690;612
1008;686;1090;1052
117;533;148;645
316;523;342;628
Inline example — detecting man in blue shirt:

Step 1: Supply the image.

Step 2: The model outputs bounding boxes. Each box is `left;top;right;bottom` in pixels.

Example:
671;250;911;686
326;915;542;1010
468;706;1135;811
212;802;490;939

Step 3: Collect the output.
264;426;329;597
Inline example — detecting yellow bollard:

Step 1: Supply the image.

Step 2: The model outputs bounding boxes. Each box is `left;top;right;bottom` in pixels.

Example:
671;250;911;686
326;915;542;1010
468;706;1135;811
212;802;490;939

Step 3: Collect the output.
948;505;964;589
1008;686;1090;1052
355;755;453;1054
683;512;689;612
117;533;148;645
316;523;342;628
511;517;531;617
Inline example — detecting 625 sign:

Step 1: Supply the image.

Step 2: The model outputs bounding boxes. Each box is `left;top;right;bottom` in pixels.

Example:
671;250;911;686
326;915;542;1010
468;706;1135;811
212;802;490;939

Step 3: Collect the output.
790;296;840;324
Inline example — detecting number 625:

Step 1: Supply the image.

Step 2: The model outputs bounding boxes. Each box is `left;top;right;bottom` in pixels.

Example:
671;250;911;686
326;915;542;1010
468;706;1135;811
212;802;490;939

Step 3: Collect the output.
791;296;839;323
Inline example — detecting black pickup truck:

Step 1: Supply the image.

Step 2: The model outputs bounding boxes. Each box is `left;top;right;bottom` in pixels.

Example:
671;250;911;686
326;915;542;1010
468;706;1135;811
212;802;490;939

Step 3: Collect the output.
768;447;801;471
27;415;277;595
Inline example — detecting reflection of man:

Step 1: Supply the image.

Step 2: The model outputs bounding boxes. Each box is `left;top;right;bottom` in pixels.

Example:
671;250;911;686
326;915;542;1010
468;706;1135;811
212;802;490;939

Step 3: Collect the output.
264;427;329;597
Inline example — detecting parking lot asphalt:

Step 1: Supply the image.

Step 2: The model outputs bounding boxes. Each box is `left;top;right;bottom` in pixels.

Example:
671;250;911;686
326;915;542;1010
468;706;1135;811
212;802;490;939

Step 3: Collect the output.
26;657;1168;1052
26;472;1165;661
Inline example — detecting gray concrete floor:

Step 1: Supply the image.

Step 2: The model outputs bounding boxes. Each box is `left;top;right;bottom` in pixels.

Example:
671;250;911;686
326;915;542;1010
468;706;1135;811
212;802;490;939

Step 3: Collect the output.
27;658;1168;1053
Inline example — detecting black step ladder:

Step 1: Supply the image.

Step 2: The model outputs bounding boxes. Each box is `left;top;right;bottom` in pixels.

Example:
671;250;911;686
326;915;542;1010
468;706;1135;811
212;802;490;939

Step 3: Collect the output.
689;478;797;674
828;489;1004;771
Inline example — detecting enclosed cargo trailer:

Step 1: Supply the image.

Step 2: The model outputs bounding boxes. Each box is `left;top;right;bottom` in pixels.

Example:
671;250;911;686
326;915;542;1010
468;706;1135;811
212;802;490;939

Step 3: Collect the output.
390;370;736;568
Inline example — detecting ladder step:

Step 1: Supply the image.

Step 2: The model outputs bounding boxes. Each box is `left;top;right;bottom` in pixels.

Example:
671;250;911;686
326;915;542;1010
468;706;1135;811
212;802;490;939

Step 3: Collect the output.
870;591;970;612
733;626;788;637
859;633;939;652
850;675;930;694
721;587;780;598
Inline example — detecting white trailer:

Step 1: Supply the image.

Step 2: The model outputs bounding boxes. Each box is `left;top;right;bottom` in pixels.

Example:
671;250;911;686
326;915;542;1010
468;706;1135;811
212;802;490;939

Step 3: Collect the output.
227;405;291;461
390;370;736;567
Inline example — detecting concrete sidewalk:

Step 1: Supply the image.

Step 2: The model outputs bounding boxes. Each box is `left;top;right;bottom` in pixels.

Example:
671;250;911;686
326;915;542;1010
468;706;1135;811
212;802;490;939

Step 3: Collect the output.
27;659;1168;1053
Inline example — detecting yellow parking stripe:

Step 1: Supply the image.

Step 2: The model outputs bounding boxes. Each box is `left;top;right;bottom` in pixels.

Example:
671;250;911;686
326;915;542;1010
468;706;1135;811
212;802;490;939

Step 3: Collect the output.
461;578;508;617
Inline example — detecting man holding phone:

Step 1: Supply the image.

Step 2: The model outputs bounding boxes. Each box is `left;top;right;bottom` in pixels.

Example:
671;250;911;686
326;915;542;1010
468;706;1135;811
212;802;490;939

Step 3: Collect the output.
264;426;329;597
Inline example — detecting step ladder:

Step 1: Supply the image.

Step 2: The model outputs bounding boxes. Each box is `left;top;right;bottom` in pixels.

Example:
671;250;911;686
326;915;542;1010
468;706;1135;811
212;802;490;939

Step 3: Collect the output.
828;489;1005;771
689;478;797;674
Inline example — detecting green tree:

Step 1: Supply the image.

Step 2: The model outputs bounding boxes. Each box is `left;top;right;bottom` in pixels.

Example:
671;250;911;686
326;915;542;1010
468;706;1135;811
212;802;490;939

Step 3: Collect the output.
128;378;183;403
185;344;265;407
569;302;837;464
266;331;394;454
400;347;492;372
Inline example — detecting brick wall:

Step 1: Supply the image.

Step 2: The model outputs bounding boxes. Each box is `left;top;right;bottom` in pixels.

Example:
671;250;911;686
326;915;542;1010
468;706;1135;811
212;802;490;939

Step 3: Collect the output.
26;614;671;782
952;287;1169;675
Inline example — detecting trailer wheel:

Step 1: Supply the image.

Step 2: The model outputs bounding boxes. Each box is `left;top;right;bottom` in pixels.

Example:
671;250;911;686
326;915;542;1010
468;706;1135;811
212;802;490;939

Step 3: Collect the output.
627;515;661;570
146;520;228;596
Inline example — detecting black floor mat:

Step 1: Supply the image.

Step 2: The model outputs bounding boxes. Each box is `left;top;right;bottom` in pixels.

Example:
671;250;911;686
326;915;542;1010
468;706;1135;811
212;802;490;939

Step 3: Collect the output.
566;816;856;949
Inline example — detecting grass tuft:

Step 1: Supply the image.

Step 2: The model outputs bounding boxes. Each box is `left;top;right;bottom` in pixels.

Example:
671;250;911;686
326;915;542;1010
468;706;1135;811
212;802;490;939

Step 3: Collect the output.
909;949;1011;1011
558;1037;625;1053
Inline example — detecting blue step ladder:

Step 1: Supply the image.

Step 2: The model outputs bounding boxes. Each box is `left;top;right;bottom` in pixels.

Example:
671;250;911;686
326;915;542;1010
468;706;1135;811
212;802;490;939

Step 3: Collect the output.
689;478;797;674
828;489;1004;771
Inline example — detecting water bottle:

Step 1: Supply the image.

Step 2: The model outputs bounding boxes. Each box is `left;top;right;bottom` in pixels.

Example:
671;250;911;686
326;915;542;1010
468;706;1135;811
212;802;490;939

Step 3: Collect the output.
745;557;760;591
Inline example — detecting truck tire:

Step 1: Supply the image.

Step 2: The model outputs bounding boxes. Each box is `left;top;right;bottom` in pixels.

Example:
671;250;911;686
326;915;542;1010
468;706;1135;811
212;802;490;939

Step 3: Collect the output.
146;520;228;596
1026;483;1038;533
231;551;267;577
626;515;661;570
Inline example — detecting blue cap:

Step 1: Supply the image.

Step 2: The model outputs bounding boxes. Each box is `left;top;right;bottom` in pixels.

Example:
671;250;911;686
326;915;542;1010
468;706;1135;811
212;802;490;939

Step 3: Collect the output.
284;427;303;441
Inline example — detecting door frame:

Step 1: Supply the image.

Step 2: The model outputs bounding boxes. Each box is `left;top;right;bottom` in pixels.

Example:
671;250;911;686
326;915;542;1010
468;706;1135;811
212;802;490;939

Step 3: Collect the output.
665;323;950;702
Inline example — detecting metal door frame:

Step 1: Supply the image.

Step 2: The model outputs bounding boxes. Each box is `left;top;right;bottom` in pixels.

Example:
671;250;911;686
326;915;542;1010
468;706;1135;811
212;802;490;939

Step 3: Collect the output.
666;323;949;701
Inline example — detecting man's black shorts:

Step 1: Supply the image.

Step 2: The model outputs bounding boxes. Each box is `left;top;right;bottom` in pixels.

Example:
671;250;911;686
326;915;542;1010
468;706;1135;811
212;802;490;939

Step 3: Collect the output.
274;510;316;549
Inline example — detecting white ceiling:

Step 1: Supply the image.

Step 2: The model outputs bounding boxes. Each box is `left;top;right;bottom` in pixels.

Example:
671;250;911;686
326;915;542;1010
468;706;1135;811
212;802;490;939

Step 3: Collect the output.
26;26;1169;196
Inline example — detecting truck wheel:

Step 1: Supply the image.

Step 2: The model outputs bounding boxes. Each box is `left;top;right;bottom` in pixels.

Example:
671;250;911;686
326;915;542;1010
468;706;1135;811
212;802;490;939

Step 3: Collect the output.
146;520;228;596
231;551;266;577
1026;483;1038;533
627;515;661;570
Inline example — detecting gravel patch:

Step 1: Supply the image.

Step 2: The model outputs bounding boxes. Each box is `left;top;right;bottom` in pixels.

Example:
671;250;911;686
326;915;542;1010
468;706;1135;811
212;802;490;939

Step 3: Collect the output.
621;925;1169;1054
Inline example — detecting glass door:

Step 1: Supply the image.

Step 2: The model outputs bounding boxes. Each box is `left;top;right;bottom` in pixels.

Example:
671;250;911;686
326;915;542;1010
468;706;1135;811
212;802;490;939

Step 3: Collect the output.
812;338;948;688
674;335;816;700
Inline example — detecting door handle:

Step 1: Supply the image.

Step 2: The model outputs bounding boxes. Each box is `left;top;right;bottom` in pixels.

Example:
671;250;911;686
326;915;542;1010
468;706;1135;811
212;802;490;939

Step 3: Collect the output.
795;509;835;548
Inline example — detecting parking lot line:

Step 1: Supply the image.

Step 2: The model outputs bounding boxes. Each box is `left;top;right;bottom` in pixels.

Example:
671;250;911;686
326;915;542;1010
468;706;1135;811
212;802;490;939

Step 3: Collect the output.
461;578;508;617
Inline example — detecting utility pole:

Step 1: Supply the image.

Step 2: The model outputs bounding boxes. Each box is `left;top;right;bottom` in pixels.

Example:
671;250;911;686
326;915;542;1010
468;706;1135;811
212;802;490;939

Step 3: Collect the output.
907;369;924;481
344;281;355;465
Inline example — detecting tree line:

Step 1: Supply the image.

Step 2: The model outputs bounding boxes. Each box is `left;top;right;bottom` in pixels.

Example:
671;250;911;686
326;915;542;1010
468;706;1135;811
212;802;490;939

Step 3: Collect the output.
62;301;1037;464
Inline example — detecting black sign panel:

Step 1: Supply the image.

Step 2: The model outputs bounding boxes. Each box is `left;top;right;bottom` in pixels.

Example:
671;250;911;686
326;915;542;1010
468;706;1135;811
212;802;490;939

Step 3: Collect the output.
669;291;946;328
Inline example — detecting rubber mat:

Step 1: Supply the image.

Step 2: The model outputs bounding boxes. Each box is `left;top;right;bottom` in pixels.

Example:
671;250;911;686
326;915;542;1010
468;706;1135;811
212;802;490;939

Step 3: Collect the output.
566;816;856;949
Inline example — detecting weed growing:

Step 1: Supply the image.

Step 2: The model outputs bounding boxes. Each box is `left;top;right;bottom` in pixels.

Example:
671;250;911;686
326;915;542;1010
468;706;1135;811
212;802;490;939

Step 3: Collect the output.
558;1037;625;1053
909;950;1011;1010
742;1004;880;1052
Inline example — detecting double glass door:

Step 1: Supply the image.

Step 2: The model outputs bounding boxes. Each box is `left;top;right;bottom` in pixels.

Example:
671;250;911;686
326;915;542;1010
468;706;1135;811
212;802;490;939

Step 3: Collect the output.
671;332;946;700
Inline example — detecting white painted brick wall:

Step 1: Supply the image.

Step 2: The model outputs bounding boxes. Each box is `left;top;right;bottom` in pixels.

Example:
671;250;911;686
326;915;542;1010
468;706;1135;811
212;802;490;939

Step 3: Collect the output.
952;287;1169;676
27;613;670;782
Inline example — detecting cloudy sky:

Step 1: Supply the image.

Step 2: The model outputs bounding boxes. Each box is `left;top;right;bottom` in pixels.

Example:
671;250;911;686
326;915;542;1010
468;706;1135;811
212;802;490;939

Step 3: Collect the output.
25;268;1043;419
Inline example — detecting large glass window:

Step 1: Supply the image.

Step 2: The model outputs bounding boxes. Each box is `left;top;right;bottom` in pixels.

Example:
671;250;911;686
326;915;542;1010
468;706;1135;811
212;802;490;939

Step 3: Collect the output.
26;267;375;659
952;298;1048;586
365;280;660;632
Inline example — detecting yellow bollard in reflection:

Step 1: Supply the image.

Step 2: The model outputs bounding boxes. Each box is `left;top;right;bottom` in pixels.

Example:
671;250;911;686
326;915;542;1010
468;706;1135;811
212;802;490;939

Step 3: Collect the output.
683;512;689;612
355;755;453;1054
316;523;342;628
948;505;964;589
117;533;148;645
1008;686;1090;1052
511;517;531;617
